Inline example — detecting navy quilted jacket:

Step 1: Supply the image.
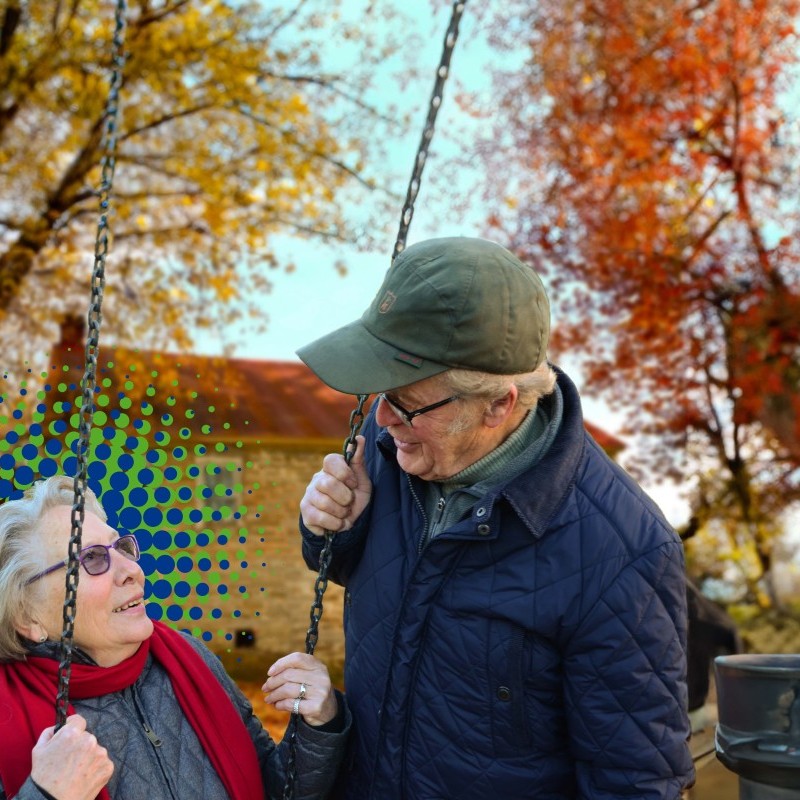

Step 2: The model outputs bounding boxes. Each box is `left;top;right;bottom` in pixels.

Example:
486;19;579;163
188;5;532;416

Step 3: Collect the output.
302;369;695;799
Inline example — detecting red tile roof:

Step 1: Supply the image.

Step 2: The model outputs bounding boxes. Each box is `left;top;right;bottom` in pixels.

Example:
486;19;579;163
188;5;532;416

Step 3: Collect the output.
52;320;623;453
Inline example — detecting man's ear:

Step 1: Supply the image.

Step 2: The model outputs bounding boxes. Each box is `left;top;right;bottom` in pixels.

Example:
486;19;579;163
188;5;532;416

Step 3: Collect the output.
482;385;519;429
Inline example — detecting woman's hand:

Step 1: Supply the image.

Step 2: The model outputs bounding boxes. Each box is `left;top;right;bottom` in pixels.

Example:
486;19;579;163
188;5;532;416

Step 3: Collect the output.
262;652;338;726
300;435;371;535
30;714;114;800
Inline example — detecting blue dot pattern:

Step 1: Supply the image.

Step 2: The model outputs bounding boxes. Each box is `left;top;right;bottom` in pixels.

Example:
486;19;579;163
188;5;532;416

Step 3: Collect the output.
0;363;267;645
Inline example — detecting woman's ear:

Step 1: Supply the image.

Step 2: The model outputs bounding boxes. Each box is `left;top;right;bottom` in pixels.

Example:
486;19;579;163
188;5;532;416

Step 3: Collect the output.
14;616;47;644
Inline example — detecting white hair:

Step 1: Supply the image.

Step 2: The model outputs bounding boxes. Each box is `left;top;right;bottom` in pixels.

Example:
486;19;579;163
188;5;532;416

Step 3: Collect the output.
440;362;557;433
0;476;105;661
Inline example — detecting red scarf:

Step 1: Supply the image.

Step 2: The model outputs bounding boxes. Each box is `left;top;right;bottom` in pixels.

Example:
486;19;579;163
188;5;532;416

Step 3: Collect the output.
0;622;264;800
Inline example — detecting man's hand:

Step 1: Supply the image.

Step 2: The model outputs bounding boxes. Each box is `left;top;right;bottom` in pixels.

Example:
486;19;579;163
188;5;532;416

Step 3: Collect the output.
300;435;371;535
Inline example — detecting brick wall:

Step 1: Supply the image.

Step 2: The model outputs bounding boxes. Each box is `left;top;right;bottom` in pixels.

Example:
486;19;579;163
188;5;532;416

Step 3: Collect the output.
182;443;347;682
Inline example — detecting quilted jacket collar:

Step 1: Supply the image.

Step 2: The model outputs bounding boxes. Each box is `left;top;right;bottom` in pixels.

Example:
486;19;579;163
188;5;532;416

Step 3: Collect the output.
376;365;587;539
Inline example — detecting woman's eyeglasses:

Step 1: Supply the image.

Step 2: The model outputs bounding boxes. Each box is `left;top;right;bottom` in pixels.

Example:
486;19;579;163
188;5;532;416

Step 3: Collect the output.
26;534;140;584
379;392;460;426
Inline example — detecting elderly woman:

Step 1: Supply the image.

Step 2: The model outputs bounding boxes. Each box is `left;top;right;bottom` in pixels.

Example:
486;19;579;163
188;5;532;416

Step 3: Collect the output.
0;476;349;800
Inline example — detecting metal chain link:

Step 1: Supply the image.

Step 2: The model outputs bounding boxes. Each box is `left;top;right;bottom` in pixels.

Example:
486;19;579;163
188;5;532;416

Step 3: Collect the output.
392;0;467;262
282;395;368;800
56;0;127;731
306;396;369;654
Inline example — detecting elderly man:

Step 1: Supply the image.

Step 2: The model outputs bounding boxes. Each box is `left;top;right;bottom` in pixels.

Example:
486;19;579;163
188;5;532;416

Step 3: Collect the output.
297;237;695;800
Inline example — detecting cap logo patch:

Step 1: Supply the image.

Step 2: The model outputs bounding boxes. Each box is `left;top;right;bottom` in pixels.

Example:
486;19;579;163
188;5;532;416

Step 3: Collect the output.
395;352;423;368
378;291;397;313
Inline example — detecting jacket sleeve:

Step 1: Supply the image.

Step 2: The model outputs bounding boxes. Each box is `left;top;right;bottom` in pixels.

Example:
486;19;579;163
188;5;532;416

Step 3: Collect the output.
300;510;371;587
564;540;695;799
0;776;52;800
269;694;352;800
182;634;351;800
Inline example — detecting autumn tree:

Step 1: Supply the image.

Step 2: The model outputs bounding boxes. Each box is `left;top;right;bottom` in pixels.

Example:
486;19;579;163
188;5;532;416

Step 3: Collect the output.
0;0;410;365
479;0;800;605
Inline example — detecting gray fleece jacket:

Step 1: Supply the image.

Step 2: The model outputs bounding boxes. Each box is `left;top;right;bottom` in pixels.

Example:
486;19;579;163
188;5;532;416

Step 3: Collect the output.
3;633;349;800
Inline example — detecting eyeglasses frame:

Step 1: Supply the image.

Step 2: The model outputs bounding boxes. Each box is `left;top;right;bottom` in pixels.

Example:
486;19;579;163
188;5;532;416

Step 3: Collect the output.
379;392;460;426
26;534;141;585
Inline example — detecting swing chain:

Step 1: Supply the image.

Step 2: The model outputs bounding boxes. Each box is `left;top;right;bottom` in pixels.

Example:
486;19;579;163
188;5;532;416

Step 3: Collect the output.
282;394;368;800
392;1;466;261
56;0;127;731
305;394;368;654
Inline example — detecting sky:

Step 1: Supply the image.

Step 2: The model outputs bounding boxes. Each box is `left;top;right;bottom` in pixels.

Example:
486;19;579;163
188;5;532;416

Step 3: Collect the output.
190;1;693;526
201;1;502;362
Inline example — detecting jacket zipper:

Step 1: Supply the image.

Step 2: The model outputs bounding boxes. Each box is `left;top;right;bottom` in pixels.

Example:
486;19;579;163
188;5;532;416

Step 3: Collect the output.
405;474;429;554
129;685;178;798
142;720;163;747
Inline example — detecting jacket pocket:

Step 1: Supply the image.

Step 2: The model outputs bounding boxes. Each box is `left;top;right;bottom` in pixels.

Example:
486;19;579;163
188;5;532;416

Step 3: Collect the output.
489;622;532;756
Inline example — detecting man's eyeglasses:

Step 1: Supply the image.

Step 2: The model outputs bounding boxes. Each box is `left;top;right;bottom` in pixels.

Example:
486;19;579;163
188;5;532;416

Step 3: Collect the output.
26;534;140;584
379;392;460;426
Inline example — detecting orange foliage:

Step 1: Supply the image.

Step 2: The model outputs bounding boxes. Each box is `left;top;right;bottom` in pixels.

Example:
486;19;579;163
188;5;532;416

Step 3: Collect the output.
480;1;800;599
483;0;800;491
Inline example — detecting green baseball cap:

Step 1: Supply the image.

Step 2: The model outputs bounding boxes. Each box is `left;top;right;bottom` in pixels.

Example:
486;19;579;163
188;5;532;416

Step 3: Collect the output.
296;237;550;394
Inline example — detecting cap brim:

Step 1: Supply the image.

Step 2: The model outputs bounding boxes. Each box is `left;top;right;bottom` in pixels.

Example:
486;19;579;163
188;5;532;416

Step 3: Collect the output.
296;319;449;395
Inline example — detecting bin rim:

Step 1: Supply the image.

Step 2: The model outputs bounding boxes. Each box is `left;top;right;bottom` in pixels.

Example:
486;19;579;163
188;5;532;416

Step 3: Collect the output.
715;653;800;676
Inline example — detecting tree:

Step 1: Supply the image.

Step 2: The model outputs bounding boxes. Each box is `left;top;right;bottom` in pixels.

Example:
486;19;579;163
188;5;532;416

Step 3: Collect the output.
479;0;800;606
0;0;407;363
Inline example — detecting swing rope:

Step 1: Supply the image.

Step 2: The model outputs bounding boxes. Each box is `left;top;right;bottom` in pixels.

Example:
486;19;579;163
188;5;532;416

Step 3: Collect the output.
55;0;127;731
282;2;467;797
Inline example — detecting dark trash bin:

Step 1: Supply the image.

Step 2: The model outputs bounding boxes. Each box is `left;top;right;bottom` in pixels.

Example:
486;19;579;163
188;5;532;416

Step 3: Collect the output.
714;654;800;799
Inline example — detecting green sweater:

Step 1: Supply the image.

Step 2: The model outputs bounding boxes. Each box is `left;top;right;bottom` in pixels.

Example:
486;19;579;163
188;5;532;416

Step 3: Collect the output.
422;384;563;545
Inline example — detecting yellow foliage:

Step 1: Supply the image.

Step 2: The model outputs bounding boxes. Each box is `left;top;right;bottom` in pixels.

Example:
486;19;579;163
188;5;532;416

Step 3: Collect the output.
209;272;237;303
0;0;386;354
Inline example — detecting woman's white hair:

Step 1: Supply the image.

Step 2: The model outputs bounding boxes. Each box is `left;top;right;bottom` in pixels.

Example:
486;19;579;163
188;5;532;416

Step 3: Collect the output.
440;361;557;433
0;476;105;661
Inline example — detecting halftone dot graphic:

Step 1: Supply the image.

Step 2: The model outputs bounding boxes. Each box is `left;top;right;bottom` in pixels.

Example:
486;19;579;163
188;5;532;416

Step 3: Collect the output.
143;506;163;526
157;554;176;574
130;486;149;506
176;556;194;574
174;581;191;598
174;531;190;548
154;486;173;503
0;360;270;645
